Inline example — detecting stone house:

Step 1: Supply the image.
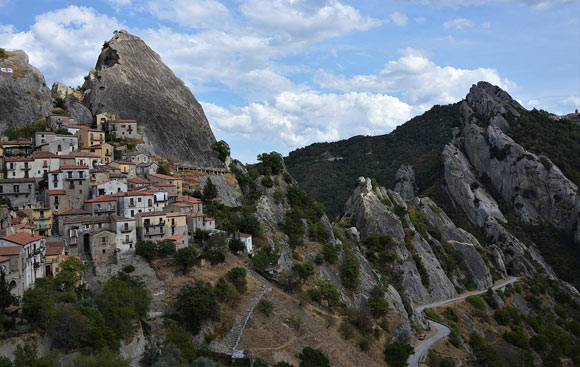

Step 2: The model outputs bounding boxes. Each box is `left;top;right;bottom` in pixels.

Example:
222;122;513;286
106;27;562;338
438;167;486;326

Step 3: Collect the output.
48;165;90;209
109;160;136;178
127;177;149;191
167;233;187;250
127;153;151;164
166;212;188;239
5;157;35;179
0;232;45;298
91;179;127;197
84;195;117;216
136;211;167;242
70;151;101;167
81;143;113;164
204;217;216;231
87;229;118;271
53;208;90;236
61;215;111;257
112;216;136;252
95;112;115;131
114;191;156;218
34;132;78;155
107;120;140;140
76;127;105;149
136;162;158;176
0;140;33;157
21;203;52;236
44;245;65;278
31;151;61;177
0;178;38;210
185;212;204;235
149;173;183;194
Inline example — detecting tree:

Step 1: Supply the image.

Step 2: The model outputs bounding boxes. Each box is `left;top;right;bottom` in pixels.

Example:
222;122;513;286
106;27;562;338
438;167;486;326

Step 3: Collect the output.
226;267;247;293
48;304;90;352
213;140;230;162
136;241;157;262
368;286;390;318
229;237;246;253
0;272;13;308
164;326;197;363
22;284;55;328
77;306;119;352
153;343;182;367
157;241;176;258
54;257;86;290
101;279;139;338
175;247;198;273
192;357;222;367
257;152;284;175
205;233;228;254
384;342;413;367
238;215;261;236
203;178;218;202
258;299;273;317
214;277;240;305
317;281;340;310
292;263;314;283
13;339;59;367
298;347;330;367
175;281;220;335
340;249;360;290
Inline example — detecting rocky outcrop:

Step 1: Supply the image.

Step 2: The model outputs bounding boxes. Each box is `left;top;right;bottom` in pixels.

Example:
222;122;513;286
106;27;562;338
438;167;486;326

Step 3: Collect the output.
51;81;74;100
394;165;417;201
198;175;242;207
0;50;52;130
63;94;93;125
81;30;221;166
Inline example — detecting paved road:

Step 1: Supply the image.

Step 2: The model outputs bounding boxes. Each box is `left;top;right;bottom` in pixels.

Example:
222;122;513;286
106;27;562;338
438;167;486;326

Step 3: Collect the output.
407;276;519;367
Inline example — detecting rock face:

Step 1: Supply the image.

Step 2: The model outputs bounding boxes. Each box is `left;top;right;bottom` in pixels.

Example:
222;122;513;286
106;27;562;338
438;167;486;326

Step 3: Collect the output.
197;175;242;207
63;94;93;125
0;50;52;130
394;165;417;201
82;31;222;167
51;81;74;100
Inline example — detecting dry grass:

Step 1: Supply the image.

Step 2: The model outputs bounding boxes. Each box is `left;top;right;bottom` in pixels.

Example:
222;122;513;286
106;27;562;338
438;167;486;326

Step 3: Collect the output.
224;173;238;188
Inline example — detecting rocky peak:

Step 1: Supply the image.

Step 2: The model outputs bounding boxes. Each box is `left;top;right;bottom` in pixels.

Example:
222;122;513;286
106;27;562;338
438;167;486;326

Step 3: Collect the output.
465;81;522;118
82;31;222;167
394;165;417;201
0;49;52;130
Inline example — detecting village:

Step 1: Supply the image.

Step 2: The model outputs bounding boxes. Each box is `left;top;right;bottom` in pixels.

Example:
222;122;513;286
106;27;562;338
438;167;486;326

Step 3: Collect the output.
0;112;253;302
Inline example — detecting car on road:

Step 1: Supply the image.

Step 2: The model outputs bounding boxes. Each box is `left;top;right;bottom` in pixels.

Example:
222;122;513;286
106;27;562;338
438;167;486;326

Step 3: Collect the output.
418;333;426;340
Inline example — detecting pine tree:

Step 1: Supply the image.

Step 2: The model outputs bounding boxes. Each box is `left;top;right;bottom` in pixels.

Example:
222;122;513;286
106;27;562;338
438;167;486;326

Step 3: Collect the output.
0;272;12;309
202;178;218;202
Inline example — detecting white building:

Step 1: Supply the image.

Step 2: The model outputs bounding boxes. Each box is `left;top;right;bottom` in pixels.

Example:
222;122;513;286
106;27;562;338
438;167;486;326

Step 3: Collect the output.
91;179;127;197
237;232;253;254
0;232;45;297
35;131;78;155
114;191;157;218
112;216;137;252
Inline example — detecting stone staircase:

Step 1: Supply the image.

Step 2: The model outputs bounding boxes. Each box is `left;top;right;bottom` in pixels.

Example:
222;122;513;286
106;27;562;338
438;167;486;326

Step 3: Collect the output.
210;270;268;354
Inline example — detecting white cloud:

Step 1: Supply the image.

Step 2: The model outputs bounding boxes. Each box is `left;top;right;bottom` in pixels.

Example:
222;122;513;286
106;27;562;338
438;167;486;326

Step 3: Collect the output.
563;96;580;107
415;17;427;23
239;0;383;44
147;0;232;29
107;0;131;6
390;11;409;26
399;0;574;10
204;90;413;148
0;6;124;87
443;18;473;30
314;49;514;111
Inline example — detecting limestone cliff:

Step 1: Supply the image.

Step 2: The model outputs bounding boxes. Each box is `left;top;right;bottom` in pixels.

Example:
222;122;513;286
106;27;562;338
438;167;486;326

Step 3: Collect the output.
0;49;52;130
82;31;222;167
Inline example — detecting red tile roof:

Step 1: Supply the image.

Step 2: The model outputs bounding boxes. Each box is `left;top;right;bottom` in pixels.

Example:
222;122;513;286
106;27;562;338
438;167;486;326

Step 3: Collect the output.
154;183;174;187
167;233;185;240
138;211;166;217
45;246;64;256
54;207;90;216
85;195;116;203
2;232;44;246
5;157;33;162
46;190;66;195
0;247;22;256
32;151;58;159
237;232;252;238
46;240;65;247
204;217;215;221
177;196;202;204
47;169;62;173
0;256;10;262
112;160;136;165
128;178;149;184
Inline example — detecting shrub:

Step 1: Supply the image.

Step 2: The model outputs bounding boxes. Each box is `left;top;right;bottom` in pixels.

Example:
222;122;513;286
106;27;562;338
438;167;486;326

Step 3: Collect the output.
229;237;246;253
122;265;135;274
339;321;355;340
321;244;339;264
384;342;413;367
503;327;529;349
227;267;247;293
258;299;273;317
257;152;284;176
214;278;240;305
298;347;330;367
494;309;510;326
175;281;220;335
261;176;274;188
175;247;198;273
213;140;230;162
341;249;360;290
203;178;218;202
368;286;390;318
467;295;486;311
424;308;443;323
292;262;314;283
136;241;157;262
483;288;498;309
444;307;459;322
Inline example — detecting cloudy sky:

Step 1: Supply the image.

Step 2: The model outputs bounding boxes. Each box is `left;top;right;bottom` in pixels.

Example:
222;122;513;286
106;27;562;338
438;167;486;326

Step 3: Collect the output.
1;0;578;163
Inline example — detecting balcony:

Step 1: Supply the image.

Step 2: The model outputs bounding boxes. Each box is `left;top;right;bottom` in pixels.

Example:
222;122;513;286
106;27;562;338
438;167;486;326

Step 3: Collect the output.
22;166;31;171
96;207;115;213
120;227;132;233
65;176;85;181
144;226;165;236
145;221;165;227
122;239;133;244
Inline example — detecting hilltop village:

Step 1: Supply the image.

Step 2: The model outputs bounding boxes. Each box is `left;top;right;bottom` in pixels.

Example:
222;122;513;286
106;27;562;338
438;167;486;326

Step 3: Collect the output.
0;111;252;301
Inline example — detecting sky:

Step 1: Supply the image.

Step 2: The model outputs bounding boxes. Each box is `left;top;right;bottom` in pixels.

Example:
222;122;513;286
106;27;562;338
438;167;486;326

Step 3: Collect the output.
0;0;579;163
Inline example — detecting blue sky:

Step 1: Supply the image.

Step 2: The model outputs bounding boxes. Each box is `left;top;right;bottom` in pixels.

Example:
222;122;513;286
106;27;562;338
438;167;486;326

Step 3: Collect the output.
0;0;578;163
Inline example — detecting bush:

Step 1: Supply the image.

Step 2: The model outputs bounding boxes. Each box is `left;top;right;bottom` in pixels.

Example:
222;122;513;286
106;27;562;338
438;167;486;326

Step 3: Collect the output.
261;176;274;188
175;281;220;335
424;308;443;323
503;327;529;349
339;321;355;340
292;262;314;283
444;307;459;322
257;152;284;176
122;265;135;274
494;309;510;326
258;299;273;317
384;342;413;367
214;278;240;305
229;237;246;253
226;267;247;293
321;244;339;264
368;286;390;318
136;241;157;262
340;249;360;290
203;178;218;202
213;140;230;162
298;347;330;367
175;247;198;272
467;295;486;311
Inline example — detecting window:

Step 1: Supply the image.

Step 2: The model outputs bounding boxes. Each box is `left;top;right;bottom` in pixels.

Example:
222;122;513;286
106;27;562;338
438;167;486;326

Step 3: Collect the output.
125;235;129;242
102;249;106;254
78;171;84;179
28;184;32;191
57;144;62;152
130;210;134;217
0;186;2;193
148;199;152;207
69;182;74;190
101;237;106;243
13;185;19;193
138;197;142;202
68;171;73;179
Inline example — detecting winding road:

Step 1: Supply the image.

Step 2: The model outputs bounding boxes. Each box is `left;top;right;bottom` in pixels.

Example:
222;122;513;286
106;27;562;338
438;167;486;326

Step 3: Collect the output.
407;276;520;367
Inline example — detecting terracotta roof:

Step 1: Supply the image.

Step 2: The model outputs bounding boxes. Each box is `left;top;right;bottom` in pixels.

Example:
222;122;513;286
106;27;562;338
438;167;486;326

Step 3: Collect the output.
177;196;202;204
60;165;89;170
5;157;33;162
154;183;174;187
54;208;90;216
204;217;215;221
237;232;252;238
184;212;204;217
70;152;99;158
91;179;113;186
2;232;44;246
166;212;186;217
88;129;104;133
150;173;181;181
137;163;152;167
0;256;10;263
32;151;58;159
167;233;185;240
138;211;166;217
62;216;110;225
128;178;148;184
0;140;32;146
46;190;66;195
46;240;65;247
111;160;136;165
109;119;137;123
47;169;61;174
113;191;154;197
0;246;22;256
45;246;64;256
85;195;116;203
171;202;192;207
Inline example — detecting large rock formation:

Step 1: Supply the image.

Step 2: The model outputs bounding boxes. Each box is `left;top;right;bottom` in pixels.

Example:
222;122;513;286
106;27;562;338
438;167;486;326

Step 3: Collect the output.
82;30;222;167
0;50;52;130
63;94;93;125
394;165;417;201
